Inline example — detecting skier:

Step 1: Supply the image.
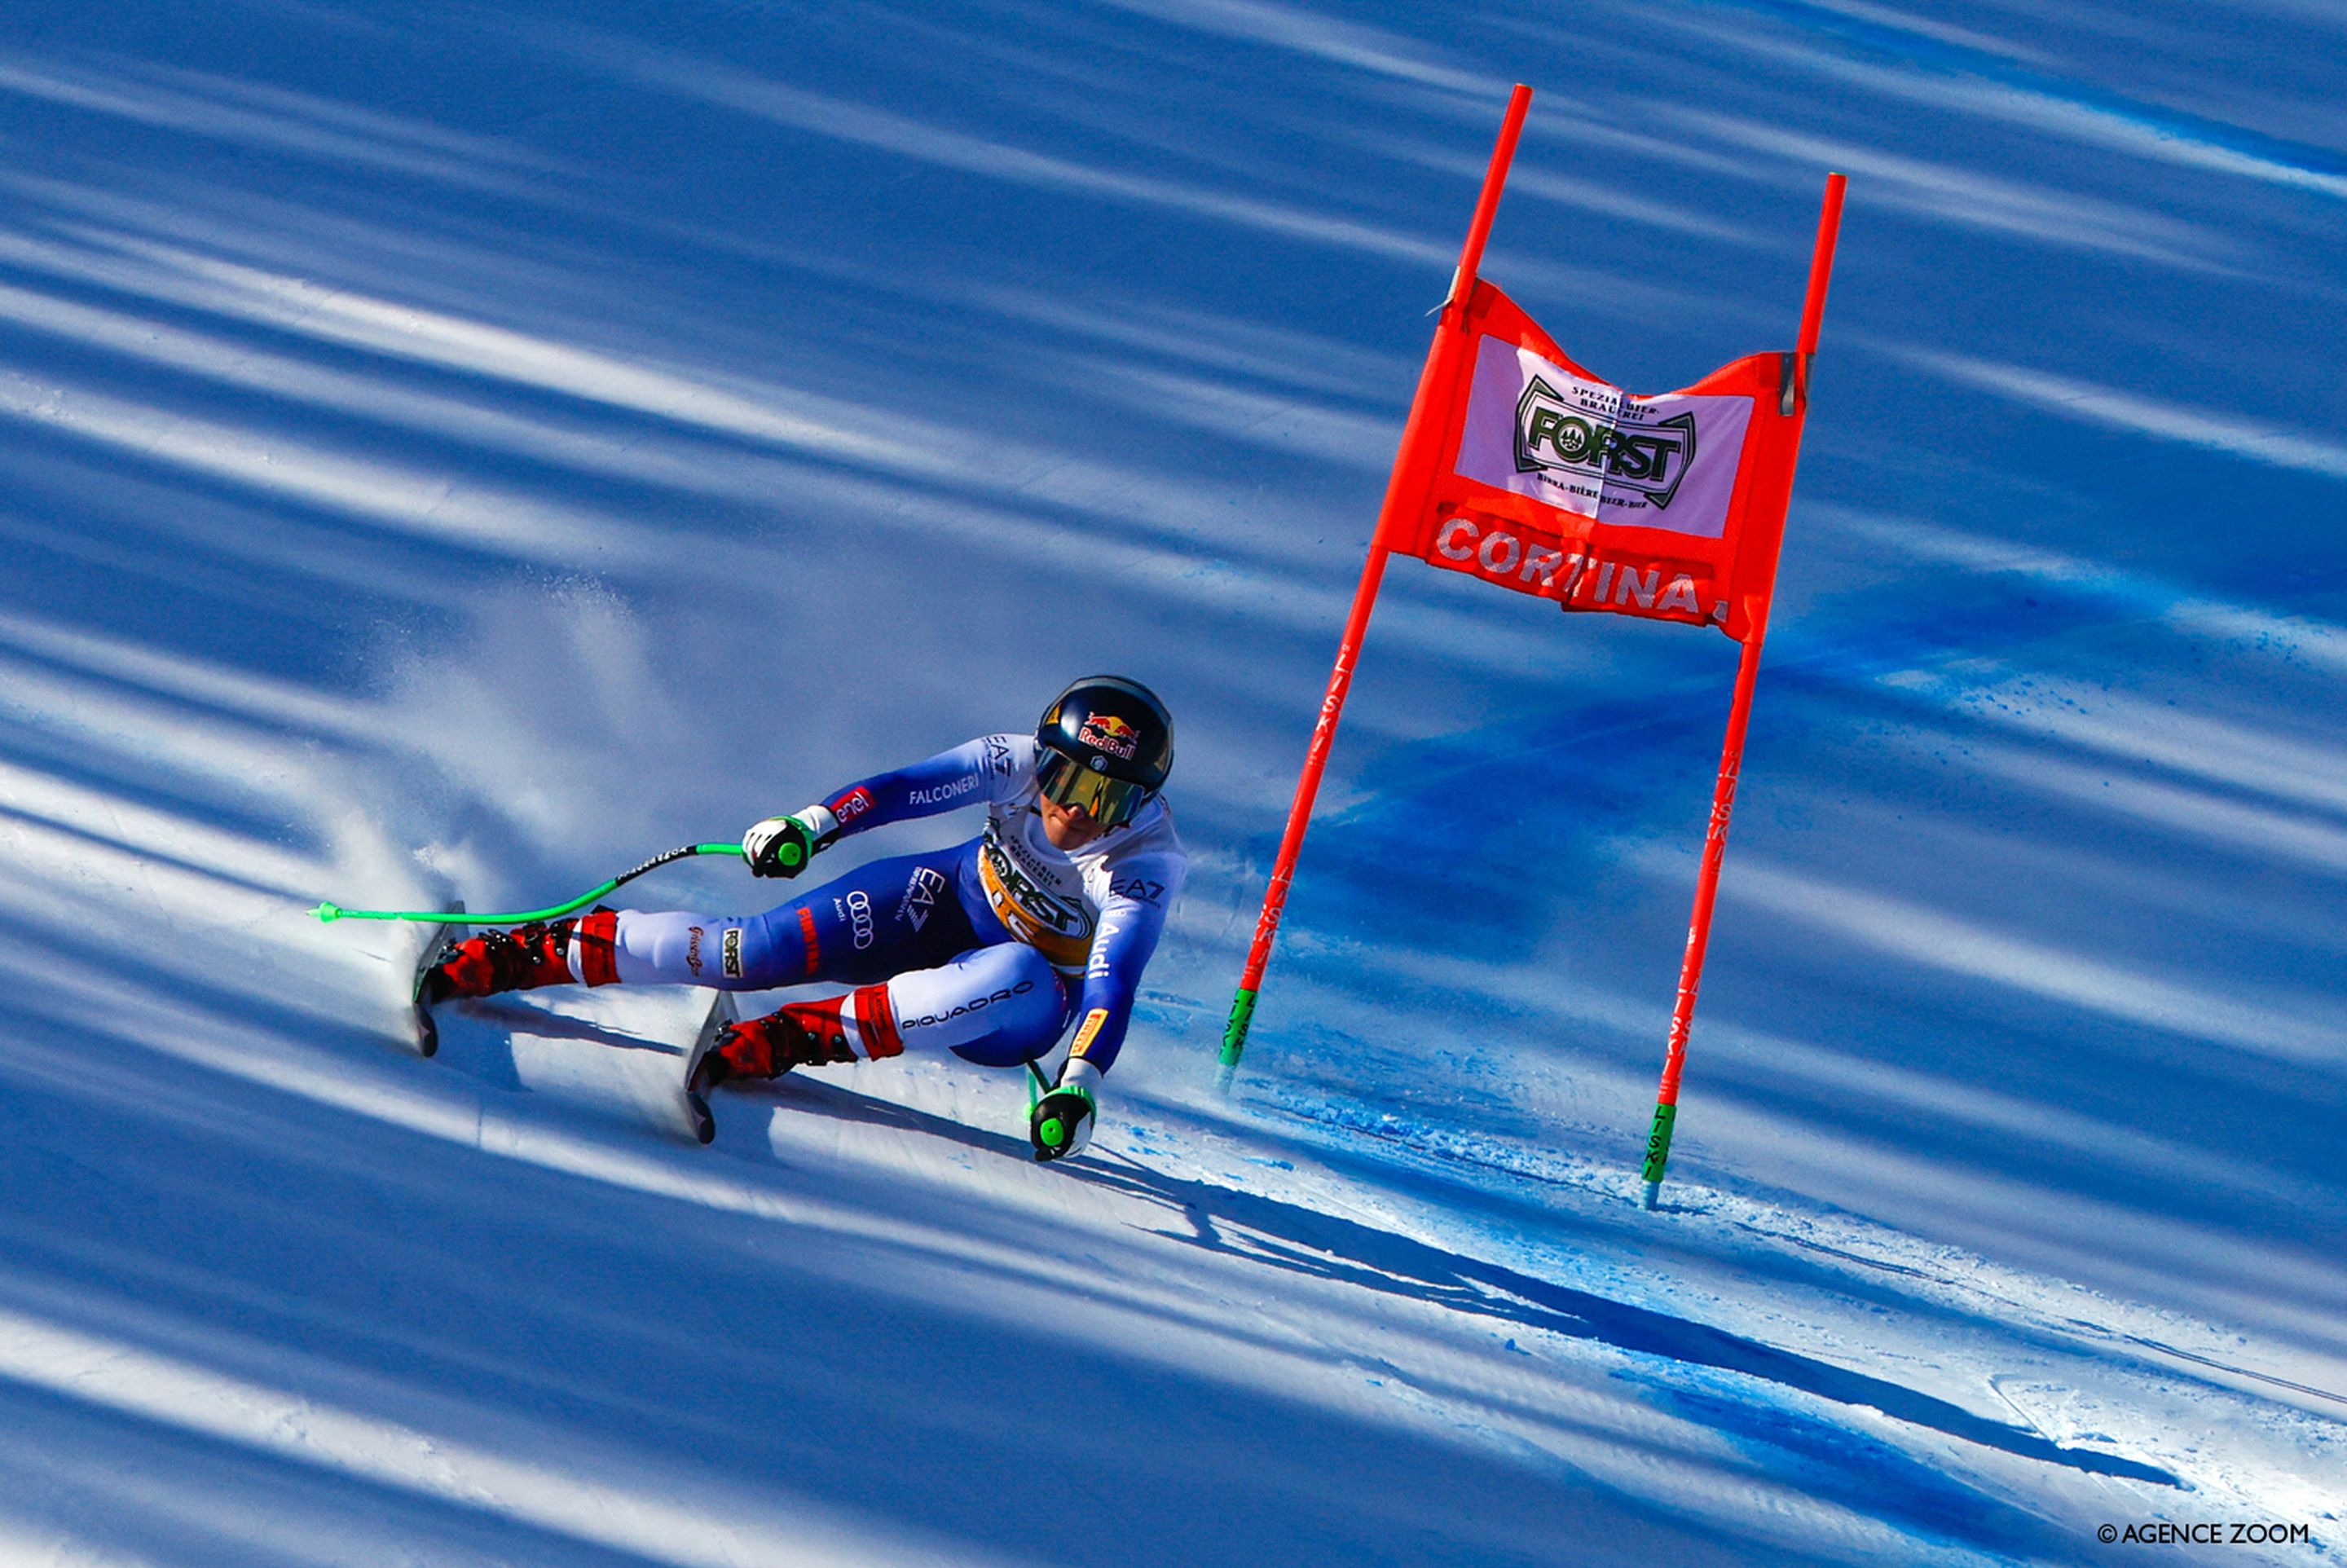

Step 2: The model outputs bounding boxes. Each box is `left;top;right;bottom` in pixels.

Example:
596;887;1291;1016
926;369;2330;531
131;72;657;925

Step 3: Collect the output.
421;676;1185;1161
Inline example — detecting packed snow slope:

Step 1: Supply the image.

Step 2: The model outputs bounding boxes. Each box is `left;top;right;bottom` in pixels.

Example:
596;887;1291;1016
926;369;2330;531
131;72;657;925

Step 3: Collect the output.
1;2;2341;1563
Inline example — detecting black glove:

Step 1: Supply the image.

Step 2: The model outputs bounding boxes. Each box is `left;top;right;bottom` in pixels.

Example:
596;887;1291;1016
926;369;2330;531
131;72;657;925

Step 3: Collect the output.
742;813;821;879
1029;1084;1096;1162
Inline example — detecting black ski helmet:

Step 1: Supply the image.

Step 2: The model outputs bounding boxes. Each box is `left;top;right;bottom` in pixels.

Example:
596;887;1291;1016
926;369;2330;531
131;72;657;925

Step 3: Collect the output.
1035;676;1172;826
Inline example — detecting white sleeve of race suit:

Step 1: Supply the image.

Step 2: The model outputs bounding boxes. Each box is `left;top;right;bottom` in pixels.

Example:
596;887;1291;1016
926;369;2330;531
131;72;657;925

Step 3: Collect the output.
816;736;1021;835
1066;843;1184;1076
984;733;1037;804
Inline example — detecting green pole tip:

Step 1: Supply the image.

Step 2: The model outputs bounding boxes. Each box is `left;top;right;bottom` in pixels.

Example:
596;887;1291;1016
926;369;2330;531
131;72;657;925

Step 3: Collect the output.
312;902;342;923
1640;1102;1678;1186
1220;986;1258;1067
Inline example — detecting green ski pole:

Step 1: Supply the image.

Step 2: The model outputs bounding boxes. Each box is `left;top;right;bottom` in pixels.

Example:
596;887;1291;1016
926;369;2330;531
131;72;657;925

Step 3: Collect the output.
310;842;747;927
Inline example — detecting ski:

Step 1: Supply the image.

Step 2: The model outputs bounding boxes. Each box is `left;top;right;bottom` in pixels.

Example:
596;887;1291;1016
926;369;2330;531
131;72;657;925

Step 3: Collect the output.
680;989;736;1145
407;901;466;1058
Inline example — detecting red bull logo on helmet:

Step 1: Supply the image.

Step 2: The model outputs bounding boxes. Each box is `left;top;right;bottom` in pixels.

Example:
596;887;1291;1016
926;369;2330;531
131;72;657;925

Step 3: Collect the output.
1077;711;1140;759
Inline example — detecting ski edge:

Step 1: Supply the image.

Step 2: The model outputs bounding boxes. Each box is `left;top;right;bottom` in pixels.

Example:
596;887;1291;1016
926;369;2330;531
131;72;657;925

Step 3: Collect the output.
408;901;468;1059
680;990;736;1146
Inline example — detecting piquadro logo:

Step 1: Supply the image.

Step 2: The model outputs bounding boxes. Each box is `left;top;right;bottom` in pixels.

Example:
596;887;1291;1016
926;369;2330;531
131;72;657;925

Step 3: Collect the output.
902;979;1033;1030
1514;375;1697;509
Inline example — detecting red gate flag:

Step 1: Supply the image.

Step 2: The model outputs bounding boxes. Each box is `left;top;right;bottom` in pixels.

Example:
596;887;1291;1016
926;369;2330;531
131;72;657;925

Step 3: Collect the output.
1218;81;1845;1217
1380;280;1807;643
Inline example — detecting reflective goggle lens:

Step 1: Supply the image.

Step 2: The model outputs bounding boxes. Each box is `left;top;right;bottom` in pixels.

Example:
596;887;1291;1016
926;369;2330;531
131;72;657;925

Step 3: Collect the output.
1037;748;1149;826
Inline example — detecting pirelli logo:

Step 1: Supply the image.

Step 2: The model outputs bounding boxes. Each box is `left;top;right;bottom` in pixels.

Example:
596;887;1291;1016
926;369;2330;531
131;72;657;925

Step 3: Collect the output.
1069;1007;1110;1059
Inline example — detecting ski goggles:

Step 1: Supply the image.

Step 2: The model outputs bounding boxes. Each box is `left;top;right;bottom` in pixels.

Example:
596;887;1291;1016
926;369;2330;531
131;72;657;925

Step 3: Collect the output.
1035;746;1152;828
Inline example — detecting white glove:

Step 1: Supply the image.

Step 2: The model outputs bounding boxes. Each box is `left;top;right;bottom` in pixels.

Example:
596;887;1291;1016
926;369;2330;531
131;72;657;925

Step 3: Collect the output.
742;805;837;879
1031;1058;1102;1161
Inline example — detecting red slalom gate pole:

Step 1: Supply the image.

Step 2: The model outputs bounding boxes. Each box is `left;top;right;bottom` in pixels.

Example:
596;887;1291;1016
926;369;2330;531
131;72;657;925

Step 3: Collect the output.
1640;172;1845;1209
1218;84;1533;1091
1638;633;1764;1209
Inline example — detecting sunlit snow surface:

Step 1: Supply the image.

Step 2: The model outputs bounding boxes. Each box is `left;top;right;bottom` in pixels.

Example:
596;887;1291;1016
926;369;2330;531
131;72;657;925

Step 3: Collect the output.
0;2;2340;1562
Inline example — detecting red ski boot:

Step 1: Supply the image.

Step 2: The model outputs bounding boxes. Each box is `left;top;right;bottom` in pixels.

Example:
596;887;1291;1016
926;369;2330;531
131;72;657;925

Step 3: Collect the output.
420;910;619;1005
692;986;901;1095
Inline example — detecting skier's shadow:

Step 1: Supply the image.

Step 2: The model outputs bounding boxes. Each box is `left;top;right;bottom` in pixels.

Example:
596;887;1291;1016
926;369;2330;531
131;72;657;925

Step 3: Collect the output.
425;997;686;1097
741;1072;1032;1147
455;1000;666;1054
766;1077;2179;1491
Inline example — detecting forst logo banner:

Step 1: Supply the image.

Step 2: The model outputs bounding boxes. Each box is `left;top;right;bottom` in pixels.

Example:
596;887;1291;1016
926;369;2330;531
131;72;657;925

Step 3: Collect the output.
1513;374;1697;508
1455;336;1751;539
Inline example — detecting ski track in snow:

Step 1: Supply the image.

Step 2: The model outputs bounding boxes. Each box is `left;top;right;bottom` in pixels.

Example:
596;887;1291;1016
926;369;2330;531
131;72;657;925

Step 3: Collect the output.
0;1;2340;1563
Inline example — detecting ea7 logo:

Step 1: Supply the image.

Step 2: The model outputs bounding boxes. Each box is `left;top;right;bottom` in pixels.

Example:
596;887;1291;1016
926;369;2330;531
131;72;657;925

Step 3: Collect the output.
897;865;946;930
1514;376;1696;508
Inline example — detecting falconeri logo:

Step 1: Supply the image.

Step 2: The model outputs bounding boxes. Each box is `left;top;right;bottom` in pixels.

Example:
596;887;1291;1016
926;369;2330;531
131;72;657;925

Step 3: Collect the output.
1514;376;1698;509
